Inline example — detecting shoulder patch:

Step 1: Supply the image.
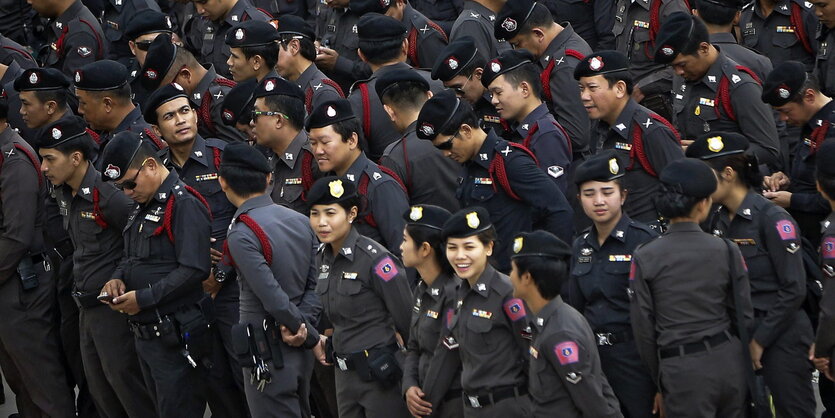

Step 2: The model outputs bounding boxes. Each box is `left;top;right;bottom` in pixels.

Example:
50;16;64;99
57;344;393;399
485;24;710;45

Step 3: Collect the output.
822;237;835;259
776;220;797;240
374;256;399;282
555;341;579;365
503;298;526;322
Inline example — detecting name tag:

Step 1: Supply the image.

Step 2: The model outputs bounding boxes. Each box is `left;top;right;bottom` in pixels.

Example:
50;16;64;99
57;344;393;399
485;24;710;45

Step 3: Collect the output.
732;238;757;246
474;177;493;185
426;310;439;319
343;272;357;280
106;20;119;30
472;309;492;319
578;256;592;263
145;214;161;222
483;115;501;123
776;26;795;33
80;211;96;220
285;178;303;185
699;97;715;107
609;254;632;262
195;173;218;182
614;142;632;151
318;272;329;280
633;20;650;29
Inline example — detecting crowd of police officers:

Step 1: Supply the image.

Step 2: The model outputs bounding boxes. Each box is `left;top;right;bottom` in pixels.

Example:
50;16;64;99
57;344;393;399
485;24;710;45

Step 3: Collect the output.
1;0;835;416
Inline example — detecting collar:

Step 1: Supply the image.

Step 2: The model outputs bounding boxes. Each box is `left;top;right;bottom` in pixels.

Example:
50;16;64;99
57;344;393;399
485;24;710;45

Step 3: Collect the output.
807;100;835;132
469;265;498;298
769;0;793;15
464;0;496;22
531;296;563;331
608;99;640;139
276;130;307;170
233;193;272;218
224;0;251;26
720;191;757;220
333;227;360;261
424;272;455;301
75;163;100;202
54;0;85;33
696;53;727;93
191;65;218;106
540;24;576;67
343;152;371;183
161;135;210;168
114;106;144;134
666;221;705;234
0;125;15;147
403;120;418;137
710;32;739;45
586;215;633;248
632;0;651;11
823;211;835;232
515;103;550;136
0;60;21;86
471;131;499;169
152;171;181;204
297;64;320;89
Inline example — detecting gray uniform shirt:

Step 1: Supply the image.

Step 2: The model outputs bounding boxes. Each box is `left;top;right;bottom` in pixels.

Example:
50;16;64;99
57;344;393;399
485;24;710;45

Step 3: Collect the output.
449;0;510;63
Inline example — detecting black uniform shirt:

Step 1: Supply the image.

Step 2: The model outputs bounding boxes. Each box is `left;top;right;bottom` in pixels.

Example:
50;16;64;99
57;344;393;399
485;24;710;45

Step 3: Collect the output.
815;212;835;358
449;0;510;63
789;101;835;215
741;0;818;71
190;66;247;143
268;129;321;214
101;0;161;64
295;63;344;115
512;103;573;193
40;0;107;77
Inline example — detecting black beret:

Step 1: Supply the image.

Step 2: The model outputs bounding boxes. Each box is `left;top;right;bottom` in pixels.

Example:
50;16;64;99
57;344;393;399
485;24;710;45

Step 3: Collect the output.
221;142;271;173
74;60;129;91
350;0;392;16
762;61;807;107
143;83;189;125
14;68;69;91
573;50;630;80
221;79;257;126
254;76;305;101
574;150;627;185
305;99;355;131
494;0;537;41
416;89;462;140
481;49;535;88
139;33;177;91
654;12;696;64
686;131;749;160
39;114;89;149
403;204;452;230
442;206;493;239
374;69;430;100
659;158;717;199
275;15;315;40
431;35;480;82
225;20;280;48
307;176;359;206
357;13;406;42
124;9;173;41
510;230;571;260
100;131;144;182
817;140;835;177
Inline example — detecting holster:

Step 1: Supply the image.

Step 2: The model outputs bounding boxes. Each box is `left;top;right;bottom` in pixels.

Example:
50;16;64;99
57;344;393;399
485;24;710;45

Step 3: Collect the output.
263;317;284;369
231;323;257;368
174;307;213;365
17;255;40;291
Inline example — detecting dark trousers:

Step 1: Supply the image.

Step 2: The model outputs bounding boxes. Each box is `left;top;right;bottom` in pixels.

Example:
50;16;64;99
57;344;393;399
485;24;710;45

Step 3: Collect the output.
0;262;76;417
659;336;747;418
334;366;411;418
599;340;656;418
311;362;339;418
201;283;248;417
241;341;313;417
461;392;531;418
79;306;156;418
434;394;464;418
135;333;204;418
757;311;816;418
820;375;835;418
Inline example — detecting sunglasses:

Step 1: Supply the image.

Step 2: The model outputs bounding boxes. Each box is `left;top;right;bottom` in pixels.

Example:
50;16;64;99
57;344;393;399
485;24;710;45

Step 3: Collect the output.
134;40;154;51
114;158;152;191
251;110;287;121
435;132;459;151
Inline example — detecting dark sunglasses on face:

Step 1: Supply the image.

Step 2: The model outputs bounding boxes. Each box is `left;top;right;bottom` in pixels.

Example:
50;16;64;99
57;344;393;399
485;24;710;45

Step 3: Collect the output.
134;40;154;51
114;158;152;191
435;132;458;151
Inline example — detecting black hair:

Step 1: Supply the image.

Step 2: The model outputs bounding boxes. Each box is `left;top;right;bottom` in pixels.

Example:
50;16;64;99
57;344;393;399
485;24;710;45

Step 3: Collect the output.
219;164;269;196
439;100;479;136
331;117;365;151
818;172;835;201
459;54;486;78
241;42;280;70
704;153;762;190
381;82;430;111
654;186;706;218
32;89;69;110
603;73;634;96
500;62;543;100
129;142;163;170
519;3;555;35
695;0;740;26
358;37;404;65
85;83;133;104
406;224;454;275
679;17;711;57
790;73;821;104
263;94;305;131
279;35;316;62
475;227;497;246
52;135;96;161
513;256;569;300
168;47;201;80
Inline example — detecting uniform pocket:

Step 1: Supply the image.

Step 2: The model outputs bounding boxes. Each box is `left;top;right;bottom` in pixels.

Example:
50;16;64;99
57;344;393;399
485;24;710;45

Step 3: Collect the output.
464;316;494;354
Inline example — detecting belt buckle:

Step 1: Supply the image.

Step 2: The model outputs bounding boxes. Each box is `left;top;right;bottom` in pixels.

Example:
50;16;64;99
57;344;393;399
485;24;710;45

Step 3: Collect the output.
467;395;482;408
336;357;348;371
596;333;613;346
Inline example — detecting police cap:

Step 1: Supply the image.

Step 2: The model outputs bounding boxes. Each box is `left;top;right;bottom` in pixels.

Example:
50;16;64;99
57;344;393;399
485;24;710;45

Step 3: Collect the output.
357;13;406;42
403;204;452;230
762;61;807;107
221;79;257;126
305;99;355;131
374;69;430;100
254;76;305;100
143;83;189;125
415;89;462;141
431;36;480;82
221;142;271;173
659;158;717;198
510;230;571;260
573;50;629;80
481;49;535;88
653;12;697;64
39;114;89;149
139;33;177;91
573;150;627;185
124;9;173;41
686;131;749;160
442;206;493;239
14;68;69;91
494;0;537;41
74;60;129;91
100;131;145;182
307;176;359;206
226;20;280;48
275;15;315;40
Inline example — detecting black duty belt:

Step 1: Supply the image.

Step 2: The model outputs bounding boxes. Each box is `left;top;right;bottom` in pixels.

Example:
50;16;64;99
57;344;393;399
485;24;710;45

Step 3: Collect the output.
71;290;104;309
463;385;528;408
595;329;634;346
334;343;398;372
659;330;732;359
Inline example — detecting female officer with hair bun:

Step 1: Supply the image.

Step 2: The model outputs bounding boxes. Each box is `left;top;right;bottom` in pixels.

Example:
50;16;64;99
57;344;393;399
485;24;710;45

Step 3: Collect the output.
629;158;754;417
687;132;816;417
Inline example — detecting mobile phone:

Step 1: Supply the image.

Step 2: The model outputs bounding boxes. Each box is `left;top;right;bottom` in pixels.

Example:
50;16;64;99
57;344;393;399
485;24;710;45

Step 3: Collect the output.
97;292;111;303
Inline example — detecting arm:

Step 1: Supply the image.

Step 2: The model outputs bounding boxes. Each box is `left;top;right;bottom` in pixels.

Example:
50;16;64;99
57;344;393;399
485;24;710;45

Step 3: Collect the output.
297;227;323;329
62;30;104;76
415;28;448;70
0;157;39;285
506;152;574;243
730;82;780;165
101;185;135;232
332;57;371;85
368;180;409;255
790;192;832;215
370;254;413;341
815;236;835;356
629;255;660;384
549;66;591;152
727;243;755;338
401;297;422;395
593;0;616;49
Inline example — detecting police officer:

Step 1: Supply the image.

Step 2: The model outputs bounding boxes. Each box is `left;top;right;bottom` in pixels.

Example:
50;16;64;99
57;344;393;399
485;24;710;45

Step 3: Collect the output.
510;230;623;417
687;132;817;417
122;8;176;108
813;0;835;97
0;60;40;144
38;115;157;418
14;67;71;135
0;81;76;418
99;132;211;417
741;0;818;71
350;0;448;70
537;0;616;51
275;15;345;115
495;0;593;156
813;140;835;412
565;151;659;418
146;83;248;417
613;0;689;118
376;69;460;212
100;0;161;65
140;33;246;143
696;0;773;81
449;0;510;63
74;60;166;156
306;98;410;254
481;49;573;193
431;36;506;136
574;50;684;226
0;33;37;69
221;78;258;143
185;0;271;78
762;61;834;243
400;204;463;418
440;207;530;417
32;0;107;77
630;158;752;416
655;13;781;166
220;142;322;417
224;20;280;83
249;76;321;213
313;0;365;91
417;89;574;272
348;13;444;162
410;0;463;36
308;176;413;418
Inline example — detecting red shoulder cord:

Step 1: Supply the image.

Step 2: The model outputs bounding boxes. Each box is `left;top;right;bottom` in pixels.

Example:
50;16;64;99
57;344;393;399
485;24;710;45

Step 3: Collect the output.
358;173;377;227
86;128;101;145
2;46;35;63
810;123;831;155
143;128;166;150
212;146;221;171
54;26;70;56
791;2;814;55
715;66;761;121
92;187;108;228
305;87;314;114
300;151;315;201
227;213;273;266
322;79;346;97
199;77;238;136
407;27;420;67
152;185;212;242
379;164;408;193
487;143;538;201
358;83;372;140
540;49;585;103
629;122;658;177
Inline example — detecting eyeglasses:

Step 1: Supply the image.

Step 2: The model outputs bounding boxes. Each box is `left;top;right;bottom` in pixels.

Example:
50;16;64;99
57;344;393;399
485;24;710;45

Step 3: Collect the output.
114;158;152;191
450;74;474;96
251;110;287;121
134;40;154;51
435;132;459;151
